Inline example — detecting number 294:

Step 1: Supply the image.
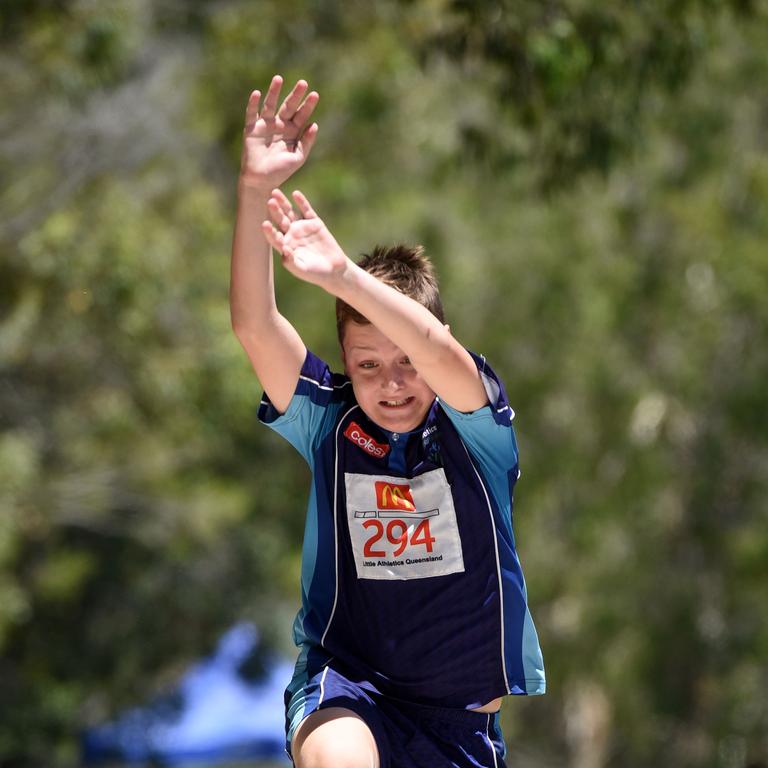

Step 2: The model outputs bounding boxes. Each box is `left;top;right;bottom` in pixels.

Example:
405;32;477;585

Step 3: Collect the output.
362;519;436;558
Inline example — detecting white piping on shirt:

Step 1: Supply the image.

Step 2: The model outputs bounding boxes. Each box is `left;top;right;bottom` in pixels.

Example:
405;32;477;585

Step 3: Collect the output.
320;405;360;649
299;374;352;392
460;441;512;695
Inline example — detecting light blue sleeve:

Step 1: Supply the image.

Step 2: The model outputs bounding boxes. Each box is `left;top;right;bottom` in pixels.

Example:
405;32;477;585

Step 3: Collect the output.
438;352;520;485
258;349;352;468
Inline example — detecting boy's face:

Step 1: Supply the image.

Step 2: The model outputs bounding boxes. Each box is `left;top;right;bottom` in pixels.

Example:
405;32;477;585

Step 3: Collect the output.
341;322;436;433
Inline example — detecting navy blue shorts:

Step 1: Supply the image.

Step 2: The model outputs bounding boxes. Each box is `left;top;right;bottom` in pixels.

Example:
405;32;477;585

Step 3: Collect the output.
285;663;508;768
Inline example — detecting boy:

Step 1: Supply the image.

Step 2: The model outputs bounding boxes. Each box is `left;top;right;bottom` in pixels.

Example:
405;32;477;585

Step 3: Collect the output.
231;75;545;768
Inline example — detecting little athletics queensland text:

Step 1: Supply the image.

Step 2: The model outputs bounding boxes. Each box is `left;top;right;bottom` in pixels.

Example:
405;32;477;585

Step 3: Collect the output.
363;555;445;567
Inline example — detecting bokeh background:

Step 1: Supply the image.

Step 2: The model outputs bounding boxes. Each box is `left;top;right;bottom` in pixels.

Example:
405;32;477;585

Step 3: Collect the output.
1;1;767;766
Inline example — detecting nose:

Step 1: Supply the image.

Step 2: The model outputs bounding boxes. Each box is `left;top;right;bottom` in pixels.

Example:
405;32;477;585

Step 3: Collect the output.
382;365;405;391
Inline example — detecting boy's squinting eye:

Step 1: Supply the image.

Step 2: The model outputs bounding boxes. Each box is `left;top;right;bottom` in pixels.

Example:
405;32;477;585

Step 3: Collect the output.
401;357;412;366
359;361;377;369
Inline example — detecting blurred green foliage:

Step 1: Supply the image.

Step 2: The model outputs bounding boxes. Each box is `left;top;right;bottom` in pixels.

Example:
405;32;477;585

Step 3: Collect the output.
1;1;767;766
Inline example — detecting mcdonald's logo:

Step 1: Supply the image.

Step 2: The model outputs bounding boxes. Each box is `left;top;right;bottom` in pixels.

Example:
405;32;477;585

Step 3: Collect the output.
375;481;416;512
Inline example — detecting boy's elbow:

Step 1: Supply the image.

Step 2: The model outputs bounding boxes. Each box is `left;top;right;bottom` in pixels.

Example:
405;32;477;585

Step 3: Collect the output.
230;307;276;340
231;316;268;362
230;311;250;339
422;326;462;365
230;317;254;348
229;296;249;336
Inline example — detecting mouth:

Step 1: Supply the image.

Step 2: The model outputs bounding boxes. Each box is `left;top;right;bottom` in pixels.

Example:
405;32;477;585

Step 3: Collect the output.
379;396;415;408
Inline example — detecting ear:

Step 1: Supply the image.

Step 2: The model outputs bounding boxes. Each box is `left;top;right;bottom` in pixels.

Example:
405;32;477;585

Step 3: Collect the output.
444;323;451;334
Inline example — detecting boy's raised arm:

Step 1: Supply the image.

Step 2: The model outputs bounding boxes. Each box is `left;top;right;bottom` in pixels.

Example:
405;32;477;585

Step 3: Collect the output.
230;76;319;414
263;190;489;413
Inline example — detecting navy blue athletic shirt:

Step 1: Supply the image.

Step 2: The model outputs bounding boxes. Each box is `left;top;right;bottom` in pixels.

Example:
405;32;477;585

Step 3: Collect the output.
259;349;545;710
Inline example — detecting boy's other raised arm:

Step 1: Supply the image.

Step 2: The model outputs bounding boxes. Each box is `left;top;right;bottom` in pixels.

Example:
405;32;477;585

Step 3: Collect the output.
263;190;489;414
230;76;319;413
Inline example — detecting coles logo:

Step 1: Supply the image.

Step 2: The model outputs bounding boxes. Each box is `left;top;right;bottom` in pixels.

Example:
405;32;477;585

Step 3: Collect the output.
344;422;390;459
375;481;415;512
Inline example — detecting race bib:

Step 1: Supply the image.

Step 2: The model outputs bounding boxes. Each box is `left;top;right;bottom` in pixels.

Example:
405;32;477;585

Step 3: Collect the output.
344;469;465;580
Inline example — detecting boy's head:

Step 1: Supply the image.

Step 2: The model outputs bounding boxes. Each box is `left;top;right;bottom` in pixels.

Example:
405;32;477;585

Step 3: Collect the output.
335;244;445;343
337;245;445;433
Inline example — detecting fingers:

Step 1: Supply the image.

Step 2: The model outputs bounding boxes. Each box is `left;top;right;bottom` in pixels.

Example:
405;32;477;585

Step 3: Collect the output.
298;122;319;158
265;188;317;226
262;220;288;254
269;187;293;215
272;189;299;221
278;79;309;121
291;190;318;220
245;89;261;126
291;91;319;128
262;220;297;277
260;75;284;120
250;75;317;126
263;188;318;246
267;190;296;233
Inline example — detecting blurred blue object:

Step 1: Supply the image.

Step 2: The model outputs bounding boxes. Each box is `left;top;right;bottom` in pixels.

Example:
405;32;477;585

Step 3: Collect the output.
81;623;293;765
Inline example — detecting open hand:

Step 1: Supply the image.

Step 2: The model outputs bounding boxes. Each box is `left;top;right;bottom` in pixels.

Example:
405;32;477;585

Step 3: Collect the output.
262;189;349;289
240;76;319;192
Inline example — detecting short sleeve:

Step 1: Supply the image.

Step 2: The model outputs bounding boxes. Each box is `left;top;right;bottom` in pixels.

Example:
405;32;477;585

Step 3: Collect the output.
438;352;519;482
258;349;352;467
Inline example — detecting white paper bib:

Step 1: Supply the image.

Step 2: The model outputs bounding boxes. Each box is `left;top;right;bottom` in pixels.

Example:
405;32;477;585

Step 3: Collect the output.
344;469;465;580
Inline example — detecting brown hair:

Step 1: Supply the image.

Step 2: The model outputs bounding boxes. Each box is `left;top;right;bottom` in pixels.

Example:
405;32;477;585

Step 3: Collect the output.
336;244;445;343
